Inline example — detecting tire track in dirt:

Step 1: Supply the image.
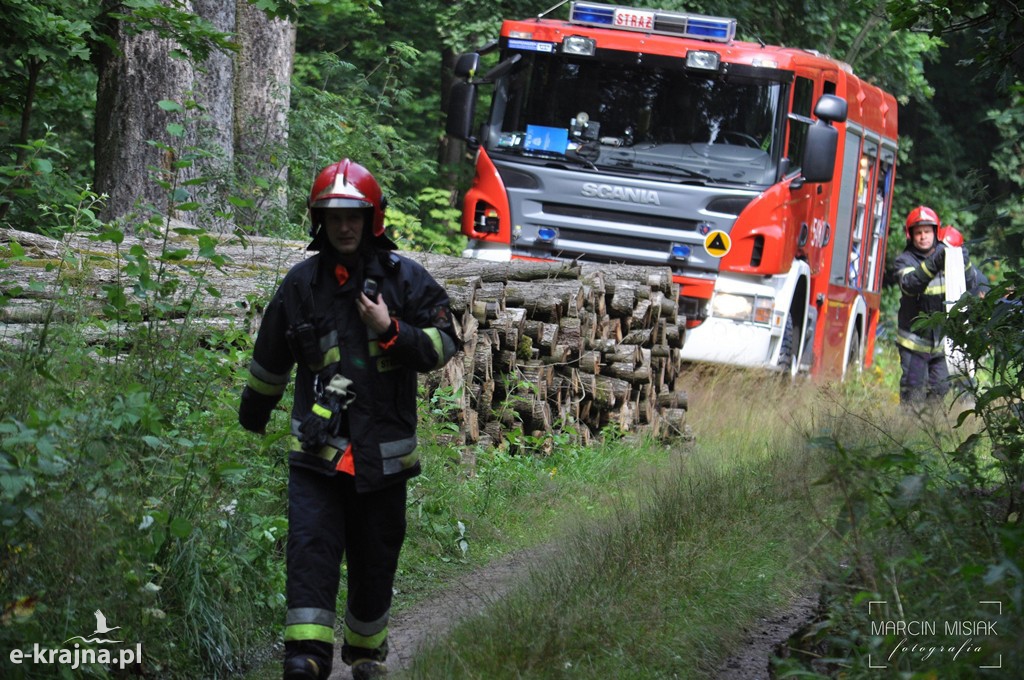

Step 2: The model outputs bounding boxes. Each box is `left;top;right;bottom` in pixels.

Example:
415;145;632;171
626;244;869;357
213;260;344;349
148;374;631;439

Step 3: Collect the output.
329;551;535;678
715;591;820;679
328;548;819;679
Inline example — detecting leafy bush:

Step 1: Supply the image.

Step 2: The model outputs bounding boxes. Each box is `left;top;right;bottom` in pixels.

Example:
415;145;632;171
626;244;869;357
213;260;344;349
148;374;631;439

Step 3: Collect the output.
0;131;94;236
778;268;1023;677
387;187;467;256
0;187;290;676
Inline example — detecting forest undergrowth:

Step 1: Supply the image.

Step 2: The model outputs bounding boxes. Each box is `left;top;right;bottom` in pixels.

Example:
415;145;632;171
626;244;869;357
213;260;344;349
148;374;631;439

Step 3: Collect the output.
1;222;1021;678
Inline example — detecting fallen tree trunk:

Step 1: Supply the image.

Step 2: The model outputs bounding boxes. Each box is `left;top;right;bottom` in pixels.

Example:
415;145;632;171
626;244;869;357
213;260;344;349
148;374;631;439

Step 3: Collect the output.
1;226;691;446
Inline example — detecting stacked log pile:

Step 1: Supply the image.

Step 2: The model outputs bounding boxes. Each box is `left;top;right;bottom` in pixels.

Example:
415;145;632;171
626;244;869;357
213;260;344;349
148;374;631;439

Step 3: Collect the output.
0;227;689;444
416;256;691;446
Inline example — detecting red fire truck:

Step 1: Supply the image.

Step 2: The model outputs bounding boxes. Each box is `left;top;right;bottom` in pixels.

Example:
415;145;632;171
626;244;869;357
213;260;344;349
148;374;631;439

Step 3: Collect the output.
446;1;898;379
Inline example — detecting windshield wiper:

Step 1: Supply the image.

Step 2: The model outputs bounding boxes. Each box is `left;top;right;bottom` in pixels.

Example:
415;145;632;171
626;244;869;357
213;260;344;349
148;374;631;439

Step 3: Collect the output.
512;147;599;171
609;158;712;181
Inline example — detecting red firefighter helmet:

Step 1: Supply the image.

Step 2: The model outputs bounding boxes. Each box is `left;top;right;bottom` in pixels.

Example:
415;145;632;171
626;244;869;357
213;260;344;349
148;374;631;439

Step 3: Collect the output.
904;205;940;240
307;159;386;239
940;224;964;247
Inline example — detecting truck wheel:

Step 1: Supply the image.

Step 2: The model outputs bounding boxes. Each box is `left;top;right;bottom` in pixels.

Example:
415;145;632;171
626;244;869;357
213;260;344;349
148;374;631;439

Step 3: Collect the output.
778;315;799;378
843;330;862;380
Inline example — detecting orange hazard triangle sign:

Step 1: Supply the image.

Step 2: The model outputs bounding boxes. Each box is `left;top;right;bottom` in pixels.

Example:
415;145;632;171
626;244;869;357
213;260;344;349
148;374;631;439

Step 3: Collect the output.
704;230;731;257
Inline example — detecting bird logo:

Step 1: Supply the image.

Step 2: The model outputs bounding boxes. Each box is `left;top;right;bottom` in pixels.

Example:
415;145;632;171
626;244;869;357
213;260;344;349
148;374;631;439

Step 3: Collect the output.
63;610;122;644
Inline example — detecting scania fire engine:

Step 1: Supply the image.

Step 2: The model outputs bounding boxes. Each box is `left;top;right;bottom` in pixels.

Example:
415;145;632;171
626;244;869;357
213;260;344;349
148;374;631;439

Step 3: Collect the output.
446;1;898;379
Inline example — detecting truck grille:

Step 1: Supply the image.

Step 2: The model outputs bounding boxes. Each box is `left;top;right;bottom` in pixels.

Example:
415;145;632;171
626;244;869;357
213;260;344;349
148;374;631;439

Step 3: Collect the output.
542;202;699;232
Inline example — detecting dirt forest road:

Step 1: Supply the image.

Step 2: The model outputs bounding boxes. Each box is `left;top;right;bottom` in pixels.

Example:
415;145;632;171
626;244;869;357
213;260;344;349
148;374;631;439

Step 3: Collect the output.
329;552;534;679
327;551;818;679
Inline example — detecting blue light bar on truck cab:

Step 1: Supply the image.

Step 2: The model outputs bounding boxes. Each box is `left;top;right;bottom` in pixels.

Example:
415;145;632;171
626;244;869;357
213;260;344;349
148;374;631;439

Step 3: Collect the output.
570;2;615;25
569;2;736;43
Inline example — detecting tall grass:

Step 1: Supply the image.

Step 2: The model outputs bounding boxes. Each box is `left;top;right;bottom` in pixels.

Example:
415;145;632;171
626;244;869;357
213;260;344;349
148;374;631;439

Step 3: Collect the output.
777;347;1023;677
401;337;1022;679
765;275;1023;678
5;186;1017;679
402;368;835;679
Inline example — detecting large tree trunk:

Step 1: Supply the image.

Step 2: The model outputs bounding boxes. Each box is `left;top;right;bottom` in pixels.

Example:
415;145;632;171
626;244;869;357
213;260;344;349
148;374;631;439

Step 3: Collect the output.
93;0;293;233
233;1;295;232
94;0;198;225
1;226;693;449
191;0;237;233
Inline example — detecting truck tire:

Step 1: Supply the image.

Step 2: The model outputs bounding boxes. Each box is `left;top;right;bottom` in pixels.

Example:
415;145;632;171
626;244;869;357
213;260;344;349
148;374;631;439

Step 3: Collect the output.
778;314;799;378
843;330;862;380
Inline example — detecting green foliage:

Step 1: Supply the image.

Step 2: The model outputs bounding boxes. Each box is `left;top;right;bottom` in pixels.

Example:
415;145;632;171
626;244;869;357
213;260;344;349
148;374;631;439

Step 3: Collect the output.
945;271;1024;509
887;0;1024;87
986;84;1024;267
0;130;91;235
779;266;1024;677
0;157;293;677
387;187;466;255
288;49;436;225
290;2;438;196
0;339;288;678
0;0;99;228
0;0;99;122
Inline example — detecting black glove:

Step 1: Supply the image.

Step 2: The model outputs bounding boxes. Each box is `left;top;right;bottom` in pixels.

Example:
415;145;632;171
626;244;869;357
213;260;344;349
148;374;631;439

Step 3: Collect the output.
924;245;946;273
298;406;333;452
239;389;275;434
298;375;355;453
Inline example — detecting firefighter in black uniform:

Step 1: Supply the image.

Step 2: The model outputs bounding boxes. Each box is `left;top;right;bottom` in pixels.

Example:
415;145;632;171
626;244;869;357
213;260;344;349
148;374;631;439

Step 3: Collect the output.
239;159;460;679
893;205;980;404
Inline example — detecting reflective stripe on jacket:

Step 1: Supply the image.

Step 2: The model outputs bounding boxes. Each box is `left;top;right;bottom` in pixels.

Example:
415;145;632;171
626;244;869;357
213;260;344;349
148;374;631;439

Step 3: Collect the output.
893;244;979;355
240;249;459;492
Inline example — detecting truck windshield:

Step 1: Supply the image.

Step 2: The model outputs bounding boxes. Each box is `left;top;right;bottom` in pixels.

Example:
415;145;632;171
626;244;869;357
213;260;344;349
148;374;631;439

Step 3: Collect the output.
490;51;785;186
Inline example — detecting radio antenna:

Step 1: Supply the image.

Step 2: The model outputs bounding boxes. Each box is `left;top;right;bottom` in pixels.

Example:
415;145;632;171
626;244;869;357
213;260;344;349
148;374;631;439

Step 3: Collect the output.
537;0;571;19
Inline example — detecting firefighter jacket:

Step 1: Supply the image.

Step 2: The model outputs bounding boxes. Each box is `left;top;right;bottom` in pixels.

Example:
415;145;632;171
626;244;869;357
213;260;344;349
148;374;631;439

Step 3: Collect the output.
239;247;460;492
894;243;979;355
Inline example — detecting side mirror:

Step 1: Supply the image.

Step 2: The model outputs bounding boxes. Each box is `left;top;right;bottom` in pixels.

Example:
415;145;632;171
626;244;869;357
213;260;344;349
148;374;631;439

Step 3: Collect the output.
446;81;477;142
799;94;847;183
814;94;848;123
454;52;480;79
800;122;838;183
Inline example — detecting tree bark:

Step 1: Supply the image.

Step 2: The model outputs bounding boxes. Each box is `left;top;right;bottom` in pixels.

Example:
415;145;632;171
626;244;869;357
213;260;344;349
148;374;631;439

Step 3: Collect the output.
0;226;692;449
94;0;198;225
233;1;295;231
93;0;294;233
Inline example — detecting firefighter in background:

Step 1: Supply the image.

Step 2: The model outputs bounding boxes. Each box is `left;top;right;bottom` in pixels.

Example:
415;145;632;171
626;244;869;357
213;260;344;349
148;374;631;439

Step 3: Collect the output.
893;205;981;404
239;159;460;680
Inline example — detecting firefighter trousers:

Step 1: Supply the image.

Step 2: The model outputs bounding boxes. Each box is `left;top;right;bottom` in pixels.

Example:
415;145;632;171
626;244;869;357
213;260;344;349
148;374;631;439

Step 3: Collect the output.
898;346;949;404
284;466;407;673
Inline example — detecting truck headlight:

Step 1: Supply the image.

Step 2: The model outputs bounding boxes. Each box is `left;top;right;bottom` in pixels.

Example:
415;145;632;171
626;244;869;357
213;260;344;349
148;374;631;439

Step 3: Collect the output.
711;293;773;325
563;36;596;56
711;293;751;320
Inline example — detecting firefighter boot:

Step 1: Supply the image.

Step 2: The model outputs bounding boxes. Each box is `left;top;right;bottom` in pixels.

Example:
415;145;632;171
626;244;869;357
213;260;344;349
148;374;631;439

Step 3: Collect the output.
351;658;387;679
282;656;323;680
283;640;332;680
343;638;388;679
